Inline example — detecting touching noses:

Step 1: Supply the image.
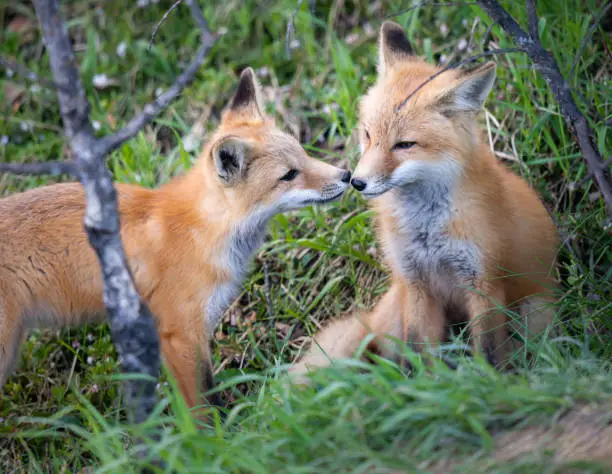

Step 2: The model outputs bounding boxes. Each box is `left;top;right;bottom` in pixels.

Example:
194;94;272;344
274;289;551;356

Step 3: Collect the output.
341;170;352;183
351;178;367;191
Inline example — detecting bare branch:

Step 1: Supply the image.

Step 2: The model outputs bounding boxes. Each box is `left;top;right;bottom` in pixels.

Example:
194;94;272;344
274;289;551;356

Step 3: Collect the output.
33;1;93;142
568;2;612;83
526;0;539;40
396;48;524;112
477;0;612;217
20;0;215;425
0;160;75;177
186;0;212;31
31;0;161;425
101;0;216;155
148;0;184;50
385;1;478;19
15;0;214;426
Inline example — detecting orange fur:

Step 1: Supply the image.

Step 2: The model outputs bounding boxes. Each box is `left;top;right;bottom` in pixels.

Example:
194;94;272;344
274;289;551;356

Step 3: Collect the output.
290;22;559;380
0;68;351;409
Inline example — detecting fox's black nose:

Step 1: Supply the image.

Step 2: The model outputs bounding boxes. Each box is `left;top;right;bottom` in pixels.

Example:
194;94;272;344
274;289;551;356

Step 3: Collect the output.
351;178;367;191
341;170;352;183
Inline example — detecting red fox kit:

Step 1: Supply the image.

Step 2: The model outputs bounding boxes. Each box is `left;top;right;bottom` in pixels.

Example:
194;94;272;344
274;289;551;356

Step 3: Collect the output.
290;22;559;378
0;68;351;408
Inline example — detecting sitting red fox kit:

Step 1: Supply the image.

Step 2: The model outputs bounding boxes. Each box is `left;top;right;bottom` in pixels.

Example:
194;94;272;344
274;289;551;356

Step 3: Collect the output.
291;22;559;378
0;68;351;407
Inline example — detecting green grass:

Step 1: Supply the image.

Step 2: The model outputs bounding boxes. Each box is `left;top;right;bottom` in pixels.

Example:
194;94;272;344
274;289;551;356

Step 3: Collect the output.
1;0;611;472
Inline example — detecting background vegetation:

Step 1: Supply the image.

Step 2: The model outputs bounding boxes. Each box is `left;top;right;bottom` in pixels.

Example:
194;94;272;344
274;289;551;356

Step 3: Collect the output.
0;0;610;472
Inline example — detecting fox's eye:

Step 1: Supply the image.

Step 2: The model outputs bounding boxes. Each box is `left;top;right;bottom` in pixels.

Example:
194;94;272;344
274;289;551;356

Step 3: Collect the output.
364;130;371;141
393;141;416;151
279;169;299;181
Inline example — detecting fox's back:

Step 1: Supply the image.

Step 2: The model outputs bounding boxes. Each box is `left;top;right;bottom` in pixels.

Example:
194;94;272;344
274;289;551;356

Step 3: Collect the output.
0;182;155;325
0;183;92;271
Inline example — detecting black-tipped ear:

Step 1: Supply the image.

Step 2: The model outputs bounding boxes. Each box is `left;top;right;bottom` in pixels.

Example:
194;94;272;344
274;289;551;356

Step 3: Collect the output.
436;62;497;115
227;67;264;120
378;21;414;75
212;137;247;184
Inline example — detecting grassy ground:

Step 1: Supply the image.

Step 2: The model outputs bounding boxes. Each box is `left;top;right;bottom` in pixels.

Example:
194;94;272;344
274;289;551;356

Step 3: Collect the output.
1;0;611;472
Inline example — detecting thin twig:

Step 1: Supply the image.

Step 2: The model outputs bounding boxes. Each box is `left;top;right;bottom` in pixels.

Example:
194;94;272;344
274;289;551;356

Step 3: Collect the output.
385;1;478;19
568;2;612;83
148;0;184;50
286;0;306;59
396;48;524;111
481;22;495;49
0;160;75;177
477;0;612;217
466;16;480;52
100;0;216;155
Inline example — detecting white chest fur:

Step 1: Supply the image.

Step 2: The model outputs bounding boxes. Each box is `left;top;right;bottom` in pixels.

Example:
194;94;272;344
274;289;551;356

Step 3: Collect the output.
384;164;481;297
206;280;242;331
205;207;273;331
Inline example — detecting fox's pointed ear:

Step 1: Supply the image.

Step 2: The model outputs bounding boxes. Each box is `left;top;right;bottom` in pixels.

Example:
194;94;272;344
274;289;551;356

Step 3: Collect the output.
436;62;496;115
225;67;264;122
378;21;414;75
212;137;248;184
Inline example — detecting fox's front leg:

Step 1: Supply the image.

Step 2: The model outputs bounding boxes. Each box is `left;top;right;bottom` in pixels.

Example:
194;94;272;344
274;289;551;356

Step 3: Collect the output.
0;298;25;389
396;281;446;354
155;299;218;415
465;282;508;366
159;329;216;410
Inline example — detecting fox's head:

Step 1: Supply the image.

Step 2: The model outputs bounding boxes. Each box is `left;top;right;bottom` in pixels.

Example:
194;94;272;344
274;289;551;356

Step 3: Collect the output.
199;68;351;217
351;21;496;198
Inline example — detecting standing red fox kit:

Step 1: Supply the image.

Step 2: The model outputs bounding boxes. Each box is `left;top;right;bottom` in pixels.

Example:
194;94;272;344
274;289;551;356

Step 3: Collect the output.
0;67;351;408
290;22;559;378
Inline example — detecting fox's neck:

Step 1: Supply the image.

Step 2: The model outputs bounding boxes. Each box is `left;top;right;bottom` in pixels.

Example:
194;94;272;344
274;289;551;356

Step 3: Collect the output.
223;205;274;279
376;157;480;284
158;164;274;330
204;206;273;331
391;157;460;233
